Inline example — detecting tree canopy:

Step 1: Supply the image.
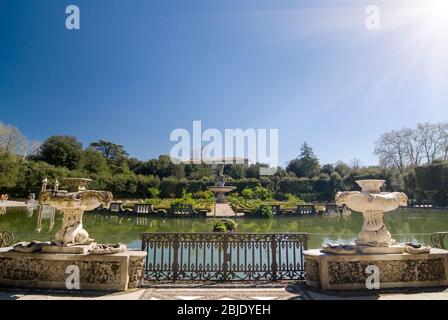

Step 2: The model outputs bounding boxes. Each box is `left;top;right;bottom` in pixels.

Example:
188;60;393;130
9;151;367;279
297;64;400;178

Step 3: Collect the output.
89;140;129;164
35;135;83;170
286;142;321;178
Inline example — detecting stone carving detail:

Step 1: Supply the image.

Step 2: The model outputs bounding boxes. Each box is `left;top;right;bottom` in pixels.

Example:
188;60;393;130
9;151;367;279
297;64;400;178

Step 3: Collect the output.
0;258;121;284
90;243;126;255
305;260;320;282
0;231;14;247
328;258;445;285
129;257;145;288
13;241;51;253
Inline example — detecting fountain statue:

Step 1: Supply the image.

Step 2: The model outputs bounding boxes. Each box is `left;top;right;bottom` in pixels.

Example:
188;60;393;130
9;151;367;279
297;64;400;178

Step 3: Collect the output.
304;179;448;291
40;178;112;248
333;179;409;253
0;177;147;291
207;163;236;203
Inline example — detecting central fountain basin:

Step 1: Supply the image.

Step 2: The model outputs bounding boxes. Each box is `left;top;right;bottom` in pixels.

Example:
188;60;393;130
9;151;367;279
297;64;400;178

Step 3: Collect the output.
207;186;236;203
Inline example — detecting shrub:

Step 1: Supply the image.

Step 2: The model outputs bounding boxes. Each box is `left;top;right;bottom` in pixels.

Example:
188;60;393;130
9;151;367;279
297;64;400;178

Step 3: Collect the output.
193;190;214;200
213;219;238;232
213;222;228;233
241;188;255;199
257;204;274;218
223;219;237;231
172;189;196;206
144;198;161;205
148;187;160;199
415;162;448;206
159;177;177;198
254;185;273;200
285;193;303;206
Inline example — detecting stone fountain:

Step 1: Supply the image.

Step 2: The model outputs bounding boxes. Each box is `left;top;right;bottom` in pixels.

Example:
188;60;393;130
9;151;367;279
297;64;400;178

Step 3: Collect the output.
39;178;113;253
333;179;409;254
0;178;146;291
207;163;236;203
304;179;448;291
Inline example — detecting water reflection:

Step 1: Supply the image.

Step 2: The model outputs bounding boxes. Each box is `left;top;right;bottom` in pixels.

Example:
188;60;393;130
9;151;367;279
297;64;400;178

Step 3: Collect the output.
36;205;56;233
1;207;448;249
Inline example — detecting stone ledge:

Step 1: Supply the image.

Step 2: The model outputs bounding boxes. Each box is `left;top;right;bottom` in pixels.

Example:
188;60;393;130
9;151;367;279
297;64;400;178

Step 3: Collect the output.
0;247;146;291
304;248;448;291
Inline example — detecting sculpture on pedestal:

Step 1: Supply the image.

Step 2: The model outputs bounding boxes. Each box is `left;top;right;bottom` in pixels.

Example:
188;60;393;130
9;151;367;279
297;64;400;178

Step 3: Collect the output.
207;163;236;203
39;178;113;246
322;179;429;254
1;177;147;291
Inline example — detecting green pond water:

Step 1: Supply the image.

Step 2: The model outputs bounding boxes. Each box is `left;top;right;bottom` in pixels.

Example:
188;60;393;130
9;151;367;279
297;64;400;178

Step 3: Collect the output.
1;207;448;249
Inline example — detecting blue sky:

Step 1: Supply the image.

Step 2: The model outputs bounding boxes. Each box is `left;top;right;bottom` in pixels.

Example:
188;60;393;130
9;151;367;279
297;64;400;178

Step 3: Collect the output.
1;0;448;166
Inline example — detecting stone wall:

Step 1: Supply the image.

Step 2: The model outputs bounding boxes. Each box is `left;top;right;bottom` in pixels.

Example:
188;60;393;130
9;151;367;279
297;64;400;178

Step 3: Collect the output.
304;248;448;291
0;248;147;291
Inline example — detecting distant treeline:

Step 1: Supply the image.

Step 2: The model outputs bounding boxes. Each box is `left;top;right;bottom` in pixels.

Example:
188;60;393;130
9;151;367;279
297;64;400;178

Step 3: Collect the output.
1;121;447;204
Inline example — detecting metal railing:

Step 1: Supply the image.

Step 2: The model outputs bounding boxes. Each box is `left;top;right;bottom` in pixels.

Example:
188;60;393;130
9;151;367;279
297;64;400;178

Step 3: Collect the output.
141;232;308;281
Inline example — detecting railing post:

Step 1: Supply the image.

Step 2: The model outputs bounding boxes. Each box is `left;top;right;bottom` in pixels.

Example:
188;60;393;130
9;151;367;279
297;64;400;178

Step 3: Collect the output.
304;233;309;250
140;234;147;251
172;234;180;281
271;234;278;281
222;234;229;281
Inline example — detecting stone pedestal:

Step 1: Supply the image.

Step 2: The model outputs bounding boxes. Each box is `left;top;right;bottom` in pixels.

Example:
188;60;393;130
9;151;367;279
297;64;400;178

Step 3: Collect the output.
304;248;448;291
41;243;94;254
216;192;226;203
0;248;147;291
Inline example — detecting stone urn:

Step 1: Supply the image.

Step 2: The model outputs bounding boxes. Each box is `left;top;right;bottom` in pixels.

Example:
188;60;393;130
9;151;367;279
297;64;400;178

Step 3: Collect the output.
40;178;112;247
335;179;407;252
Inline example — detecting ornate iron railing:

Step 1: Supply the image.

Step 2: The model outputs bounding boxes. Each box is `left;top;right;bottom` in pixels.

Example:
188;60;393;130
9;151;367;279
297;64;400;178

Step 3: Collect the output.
431;232;448;249
141;232;308;281
0;231;14;247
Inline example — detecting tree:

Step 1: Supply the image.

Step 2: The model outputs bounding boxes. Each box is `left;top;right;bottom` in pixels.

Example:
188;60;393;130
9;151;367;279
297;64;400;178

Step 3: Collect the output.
0;122;28;155
374;130;407;173
375;122;448;173
439;122;448;161
89;140;129;164
416;123;444;164
80;149;110;176
321;164;335;175
0;153;20;189
350;158;362;170
334;161;350;178
36;135;83;170
286;142;320;178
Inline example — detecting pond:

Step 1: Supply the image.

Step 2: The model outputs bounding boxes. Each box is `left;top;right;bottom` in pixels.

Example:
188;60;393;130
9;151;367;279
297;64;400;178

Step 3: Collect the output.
1;207;448;249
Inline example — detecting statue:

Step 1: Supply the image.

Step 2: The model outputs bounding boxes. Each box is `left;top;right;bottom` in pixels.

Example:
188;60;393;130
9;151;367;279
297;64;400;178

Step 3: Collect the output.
208;162;236;203
39;178;112;246
213;163;226;186
328;179;429;254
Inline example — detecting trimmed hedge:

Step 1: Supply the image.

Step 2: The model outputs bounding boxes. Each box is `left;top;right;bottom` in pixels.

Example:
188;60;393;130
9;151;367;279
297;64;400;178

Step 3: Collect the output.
415;162;448;206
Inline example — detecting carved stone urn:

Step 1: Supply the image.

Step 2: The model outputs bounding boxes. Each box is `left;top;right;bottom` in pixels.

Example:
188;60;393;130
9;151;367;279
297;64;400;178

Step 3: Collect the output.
335;179;408;253
40;178;112;246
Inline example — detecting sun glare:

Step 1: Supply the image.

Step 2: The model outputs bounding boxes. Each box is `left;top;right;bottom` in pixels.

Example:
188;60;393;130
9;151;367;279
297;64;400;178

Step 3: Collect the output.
428;0;448;26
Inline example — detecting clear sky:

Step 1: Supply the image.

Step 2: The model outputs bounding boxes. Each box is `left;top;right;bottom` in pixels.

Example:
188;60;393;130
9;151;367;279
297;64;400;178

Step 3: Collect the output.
1;0;448;167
